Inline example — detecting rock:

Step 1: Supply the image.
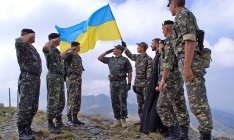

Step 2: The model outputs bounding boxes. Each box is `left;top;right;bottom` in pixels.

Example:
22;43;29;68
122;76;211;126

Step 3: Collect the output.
0;103;4;107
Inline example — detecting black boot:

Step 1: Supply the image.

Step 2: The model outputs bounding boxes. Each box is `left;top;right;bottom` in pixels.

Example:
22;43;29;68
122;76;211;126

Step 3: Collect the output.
73;114;85;125
200;131;211;140
67;116;74;126
180;125;189;140
168;125;180;140
48;119;60;133
18;126;35;140
55;115;64;128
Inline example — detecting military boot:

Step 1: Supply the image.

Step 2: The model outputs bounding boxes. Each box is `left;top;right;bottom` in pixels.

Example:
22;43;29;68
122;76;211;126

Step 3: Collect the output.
111;119;122;128
55;115;64;128
199;131;211;140
121;119;127;128
168;125;180;140
73;114;85;125
180;125;189;140
48;119;60;133
67;116;74;126
18;126;35;140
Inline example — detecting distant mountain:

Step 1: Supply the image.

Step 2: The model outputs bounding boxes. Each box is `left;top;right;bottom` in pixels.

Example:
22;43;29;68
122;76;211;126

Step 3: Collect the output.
78;94;234;138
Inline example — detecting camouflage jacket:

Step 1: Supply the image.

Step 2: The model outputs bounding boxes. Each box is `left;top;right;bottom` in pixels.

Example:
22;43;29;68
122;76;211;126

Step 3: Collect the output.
125;49;152;83
172;7;200;57
162;35;178;70
43;47;64;74
101;55;132;78
64;52;84;76
15;38;42;76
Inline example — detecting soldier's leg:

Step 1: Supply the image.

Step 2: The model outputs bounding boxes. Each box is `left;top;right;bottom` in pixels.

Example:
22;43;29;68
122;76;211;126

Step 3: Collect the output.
73;77;82;115
66;77;73;120
17;75;37;139
58;76;65;116
119;82;128;119
186;76;213;133
136;87;144;118
110;82;121;119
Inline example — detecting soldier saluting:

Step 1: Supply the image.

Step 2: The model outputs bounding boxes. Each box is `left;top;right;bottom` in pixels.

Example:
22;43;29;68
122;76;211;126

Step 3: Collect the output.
15;29;42;140
98;45;132;128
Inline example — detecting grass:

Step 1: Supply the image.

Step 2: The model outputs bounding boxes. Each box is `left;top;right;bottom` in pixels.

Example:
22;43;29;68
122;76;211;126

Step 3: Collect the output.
54;132;74;139
94;124;107;130
33;110;47;123
0;107;17;122
0;134;2;139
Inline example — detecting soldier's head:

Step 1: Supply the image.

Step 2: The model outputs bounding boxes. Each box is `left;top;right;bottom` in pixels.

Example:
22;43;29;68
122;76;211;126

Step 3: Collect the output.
113;44;125;55
48;33;60;47
151;38;160;51
21;28;35;43
71;41;80;52
167;0;185;16
136;42;148;53
162;20;174;37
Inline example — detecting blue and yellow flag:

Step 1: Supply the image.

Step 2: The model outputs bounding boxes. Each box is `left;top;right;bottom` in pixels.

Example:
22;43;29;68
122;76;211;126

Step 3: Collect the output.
55;4;122;54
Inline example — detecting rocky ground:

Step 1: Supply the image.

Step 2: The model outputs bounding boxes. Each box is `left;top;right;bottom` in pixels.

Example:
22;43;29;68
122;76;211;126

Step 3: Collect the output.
0;107;232;140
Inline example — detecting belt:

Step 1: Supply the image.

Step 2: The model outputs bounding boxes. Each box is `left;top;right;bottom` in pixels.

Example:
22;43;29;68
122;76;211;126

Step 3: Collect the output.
21;72;41;77
49;70;63;75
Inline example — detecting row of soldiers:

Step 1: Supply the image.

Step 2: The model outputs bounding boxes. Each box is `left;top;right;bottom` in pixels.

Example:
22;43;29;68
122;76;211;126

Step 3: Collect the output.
15;0;213;140
98;0;213;140
15;30;85;139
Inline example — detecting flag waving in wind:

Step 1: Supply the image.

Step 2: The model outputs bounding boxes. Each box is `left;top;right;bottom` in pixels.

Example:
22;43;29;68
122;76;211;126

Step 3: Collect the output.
55;4;122;54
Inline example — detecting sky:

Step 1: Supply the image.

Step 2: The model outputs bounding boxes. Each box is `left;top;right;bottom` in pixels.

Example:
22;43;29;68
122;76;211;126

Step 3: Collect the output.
0;0;234;114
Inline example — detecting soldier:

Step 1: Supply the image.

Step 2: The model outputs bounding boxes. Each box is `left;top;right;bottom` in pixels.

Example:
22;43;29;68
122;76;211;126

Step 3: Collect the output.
98;45;132;128
123;42;152;124
156;20;190;140
168;0;213;139
43;33;65;133
61;41;85;126
15;29;42;140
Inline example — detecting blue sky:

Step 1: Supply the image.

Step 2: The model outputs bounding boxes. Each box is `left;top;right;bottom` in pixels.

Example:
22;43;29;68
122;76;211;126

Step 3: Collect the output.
0;0;234;114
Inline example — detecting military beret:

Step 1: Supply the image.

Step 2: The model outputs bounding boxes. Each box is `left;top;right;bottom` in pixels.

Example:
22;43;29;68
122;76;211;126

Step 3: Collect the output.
71;41;80;46
162;20;174;26
48;33;60;40
136;42;148;50
21;28;35;34
114;44;125;52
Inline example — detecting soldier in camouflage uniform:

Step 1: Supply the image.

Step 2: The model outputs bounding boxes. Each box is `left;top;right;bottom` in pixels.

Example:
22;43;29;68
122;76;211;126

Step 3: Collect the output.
43;33;65;133
15;29;42;140
168;0;213;139
98;45;132;128
61;41;85;126
156;20;190;140
123;42;152;123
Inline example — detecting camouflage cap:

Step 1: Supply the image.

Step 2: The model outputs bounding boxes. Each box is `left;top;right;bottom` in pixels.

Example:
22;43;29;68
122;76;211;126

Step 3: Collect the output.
136;42;148;50
114;44;125;52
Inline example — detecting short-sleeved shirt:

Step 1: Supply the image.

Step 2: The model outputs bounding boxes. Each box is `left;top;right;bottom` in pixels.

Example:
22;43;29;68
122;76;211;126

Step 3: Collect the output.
172;7;200;57
125;50;152;80
64;52;84;75
43;47;64;74
162;35;178;70
15;38;42;75
101;56;132;78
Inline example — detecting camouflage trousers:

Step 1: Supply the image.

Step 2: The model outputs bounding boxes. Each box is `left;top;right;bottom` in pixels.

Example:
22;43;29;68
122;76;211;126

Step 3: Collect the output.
157;69;190;127
17;73;40;127
178;55;213;132
135;86;147;118
46;73;65;119
110;80;128;120
66;75;82;116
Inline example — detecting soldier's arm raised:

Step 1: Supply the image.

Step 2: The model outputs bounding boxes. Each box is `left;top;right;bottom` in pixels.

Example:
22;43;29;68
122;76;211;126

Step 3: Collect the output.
43;38;59;52
60;47;76;59
20;33;35;43
97;49;113;62
124;48;136;61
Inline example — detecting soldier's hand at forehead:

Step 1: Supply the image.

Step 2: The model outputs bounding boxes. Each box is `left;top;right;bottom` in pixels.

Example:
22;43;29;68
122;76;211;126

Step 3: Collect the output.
50;38;60;42
21;33;35;42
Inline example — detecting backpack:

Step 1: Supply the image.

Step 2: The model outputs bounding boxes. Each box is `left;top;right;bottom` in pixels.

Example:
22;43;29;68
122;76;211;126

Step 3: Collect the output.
196;29;212;68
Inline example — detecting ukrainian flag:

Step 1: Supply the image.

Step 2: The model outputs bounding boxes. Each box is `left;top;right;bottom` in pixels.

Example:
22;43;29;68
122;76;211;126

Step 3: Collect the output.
55;4;122;54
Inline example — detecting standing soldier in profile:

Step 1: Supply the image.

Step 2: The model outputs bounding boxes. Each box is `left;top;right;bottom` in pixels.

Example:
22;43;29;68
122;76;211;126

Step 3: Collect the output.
61;41;85;126
156;20;190;140
123;41;152;124
98;45;132;128
43;33;65;133
167;0;213;139
15;29;42;140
